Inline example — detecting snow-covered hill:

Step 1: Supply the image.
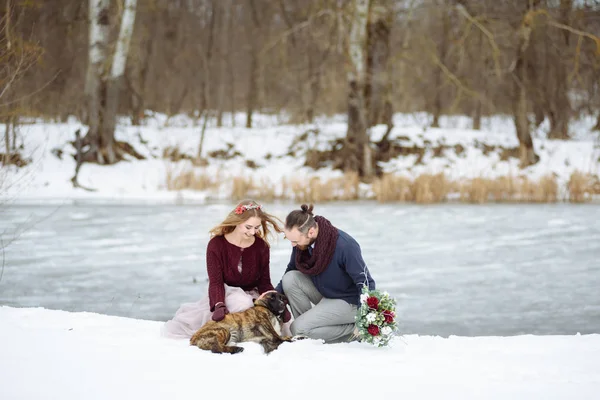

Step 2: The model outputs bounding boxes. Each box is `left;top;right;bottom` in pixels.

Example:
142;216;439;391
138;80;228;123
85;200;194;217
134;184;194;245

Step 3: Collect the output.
1;113;598;204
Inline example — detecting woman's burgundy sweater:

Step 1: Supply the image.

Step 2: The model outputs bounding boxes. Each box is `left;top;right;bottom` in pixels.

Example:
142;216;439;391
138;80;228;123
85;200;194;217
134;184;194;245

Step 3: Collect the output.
206;235;274;311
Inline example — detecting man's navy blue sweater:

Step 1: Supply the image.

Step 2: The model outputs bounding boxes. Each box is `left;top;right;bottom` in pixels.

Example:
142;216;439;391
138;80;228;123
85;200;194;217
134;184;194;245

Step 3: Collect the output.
275;229;376;305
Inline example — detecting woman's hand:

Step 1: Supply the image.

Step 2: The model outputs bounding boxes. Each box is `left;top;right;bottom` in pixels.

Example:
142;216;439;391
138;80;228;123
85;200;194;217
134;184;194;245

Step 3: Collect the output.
211;302;228;321
257;290;277;300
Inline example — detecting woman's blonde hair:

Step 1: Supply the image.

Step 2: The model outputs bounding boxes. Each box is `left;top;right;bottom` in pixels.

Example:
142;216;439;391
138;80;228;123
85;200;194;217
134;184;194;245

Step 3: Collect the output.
208;199;283;246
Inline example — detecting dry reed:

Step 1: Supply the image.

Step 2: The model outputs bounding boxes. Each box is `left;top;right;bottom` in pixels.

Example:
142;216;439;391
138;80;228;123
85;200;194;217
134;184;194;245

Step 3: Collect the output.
165;164;217;191
165;167;598;204
568;171;596;203
231;176;255;200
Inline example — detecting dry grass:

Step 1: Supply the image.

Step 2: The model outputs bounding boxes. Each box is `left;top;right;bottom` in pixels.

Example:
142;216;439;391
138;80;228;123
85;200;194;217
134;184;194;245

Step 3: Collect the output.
282;172;360;203
231;176;255;200
165;166;598;204
459;177;491;204
489;176;518;202
255;177;278;202
372;173;413;202
458;174;559;203
567;171;598;203
329;171;360;201
413;173;451;204
519;175;558;203
165;164;218;191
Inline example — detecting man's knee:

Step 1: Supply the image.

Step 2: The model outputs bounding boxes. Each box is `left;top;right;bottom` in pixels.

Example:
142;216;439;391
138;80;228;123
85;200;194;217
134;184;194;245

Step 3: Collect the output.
290;319;309;337
282;270;304;293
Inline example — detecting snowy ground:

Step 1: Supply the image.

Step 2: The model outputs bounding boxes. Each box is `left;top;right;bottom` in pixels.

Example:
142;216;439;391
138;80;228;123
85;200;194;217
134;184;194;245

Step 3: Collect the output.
1;306;599;400
1;112;598;204
2;113;600;399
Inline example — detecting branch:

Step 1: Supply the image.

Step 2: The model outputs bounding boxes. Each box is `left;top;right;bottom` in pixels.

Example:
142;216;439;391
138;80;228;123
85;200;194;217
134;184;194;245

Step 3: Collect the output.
455;4;502;79
568;35;584;85
260;9;336;56
0;70;61;107
426;44;494;110
546;19;600;53
524;8;600;53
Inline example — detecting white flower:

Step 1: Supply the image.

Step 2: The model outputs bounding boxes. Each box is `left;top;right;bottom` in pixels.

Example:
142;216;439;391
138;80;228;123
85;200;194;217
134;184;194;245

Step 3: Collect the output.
360;293;369;303
381;326;392;336
373;337;380;345
366;312;377;323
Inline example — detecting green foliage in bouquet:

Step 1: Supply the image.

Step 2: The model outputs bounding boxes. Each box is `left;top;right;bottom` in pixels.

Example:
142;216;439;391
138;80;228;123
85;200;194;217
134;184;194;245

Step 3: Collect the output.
355;286;398;347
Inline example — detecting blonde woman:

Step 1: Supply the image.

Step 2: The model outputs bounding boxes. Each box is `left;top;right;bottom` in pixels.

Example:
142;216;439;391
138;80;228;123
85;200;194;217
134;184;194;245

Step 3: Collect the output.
162;200;291;339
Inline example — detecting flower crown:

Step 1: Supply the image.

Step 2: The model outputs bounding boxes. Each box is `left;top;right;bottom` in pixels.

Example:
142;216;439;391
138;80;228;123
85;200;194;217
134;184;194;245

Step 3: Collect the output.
234;203;262;215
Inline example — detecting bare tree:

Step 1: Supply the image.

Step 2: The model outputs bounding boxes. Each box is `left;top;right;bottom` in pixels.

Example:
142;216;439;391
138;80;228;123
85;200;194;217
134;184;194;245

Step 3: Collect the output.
103;0;138;159
0;0;42;167
0;0;599;179
346;0;372;178
76;0;142;178
511;0;541;167
365;0;393;128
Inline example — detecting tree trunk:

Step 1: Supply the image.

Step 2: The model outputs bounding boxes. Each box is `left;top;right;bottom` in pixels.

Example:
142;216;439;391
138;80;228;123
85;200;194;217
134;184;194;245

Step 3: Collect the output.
83;0;110;158
129;11;155;126
547;0;573;140
228;3;236;127
80;0;141;169
346;0;372;179
512;4;539;168
472;99;482;130
246;0;261;129
306;52;316;123
593;113;600;131
101;0;138;164
365;1;392;128
3;118;10;160
216;0;229;127
199;0;217;118
246;53;257;129
431;5;449;129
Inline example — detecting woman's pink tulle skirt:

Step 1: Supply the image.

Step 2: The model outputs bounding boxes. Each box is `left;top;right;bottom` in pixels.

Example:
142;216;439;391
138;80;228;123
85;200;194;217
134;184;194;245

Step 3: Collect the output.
161;285;291;339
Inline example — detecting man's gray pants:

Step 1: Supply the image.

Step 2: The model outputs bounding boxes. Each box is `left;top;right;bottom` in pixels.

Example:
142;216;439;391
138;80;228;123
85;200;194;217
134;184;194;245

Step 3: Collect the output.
282;270;357;344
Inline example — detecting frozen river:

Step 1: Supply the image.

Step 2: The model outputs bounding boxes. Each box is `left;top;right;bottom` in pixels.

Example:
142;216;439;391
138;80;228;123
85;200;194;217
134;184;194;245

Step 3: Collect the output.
1;201;599;337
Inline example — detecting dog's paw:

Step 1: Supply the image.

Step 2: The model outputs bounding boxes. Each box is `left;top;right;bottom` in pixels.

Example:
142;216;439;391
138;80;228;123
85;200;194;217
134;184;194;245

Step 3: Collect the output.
291;335;309;341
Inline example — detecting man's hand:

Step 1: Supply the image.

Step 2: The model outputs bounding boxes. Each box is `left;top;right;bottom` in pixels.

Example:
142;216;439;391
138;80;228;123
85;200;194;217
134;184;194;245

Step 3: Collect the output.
281;306;292;323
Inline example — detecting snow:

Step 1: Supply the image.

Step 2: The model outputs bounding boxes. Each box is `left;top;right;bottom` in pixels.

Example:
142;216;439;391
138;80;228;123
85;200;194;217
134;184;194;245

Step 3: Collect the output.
1;306;599;400
1;112;598;204
2;113;600;399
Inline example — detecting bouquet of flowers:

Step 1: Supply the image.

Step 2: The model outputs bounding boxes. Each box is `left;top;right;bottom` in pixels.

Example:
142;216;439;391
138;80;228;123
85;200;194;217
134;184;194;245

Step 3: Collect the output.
355;286;398;347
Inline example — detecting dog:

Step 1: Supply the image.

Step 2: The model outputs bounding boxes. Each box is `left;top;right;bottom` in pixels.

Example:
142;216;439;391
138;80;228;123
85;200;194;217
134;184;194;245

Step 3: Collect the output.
190;291;295;354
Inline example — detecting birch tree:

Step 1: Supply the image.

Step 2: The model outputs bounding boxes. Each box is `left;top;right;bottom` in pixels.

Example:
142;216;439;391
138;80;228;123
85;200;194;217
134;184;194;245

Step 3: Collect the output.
79;0;141;170
102;0;138;162
82;0;110;163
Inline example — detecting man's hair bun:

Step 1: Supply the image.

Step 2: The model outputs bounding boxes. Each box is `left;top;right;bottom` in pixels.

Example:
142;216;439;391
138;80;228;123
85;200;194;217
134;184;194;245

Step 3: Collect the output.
300;204;314;215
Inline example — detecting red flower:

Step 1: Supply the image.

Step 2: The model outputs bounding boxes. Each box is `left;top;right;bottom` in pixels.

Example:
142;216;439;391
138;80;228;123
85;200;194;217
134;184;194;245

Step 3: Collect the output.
367;324;380;336
234;206;245;215
383;310;395;323
366;296;379;310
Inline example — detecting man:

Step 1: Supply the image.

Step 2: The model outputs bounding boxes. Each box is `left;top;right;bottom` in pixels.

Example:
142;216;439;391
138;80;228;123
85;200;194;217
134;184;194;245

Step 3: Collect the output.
275;203;376;343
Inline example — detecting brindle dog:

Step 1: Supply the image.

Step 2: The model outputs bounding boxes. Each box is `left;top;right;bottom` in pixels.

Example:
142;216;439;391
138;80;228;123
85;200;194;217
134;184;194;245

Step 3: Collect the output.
190;292;295;354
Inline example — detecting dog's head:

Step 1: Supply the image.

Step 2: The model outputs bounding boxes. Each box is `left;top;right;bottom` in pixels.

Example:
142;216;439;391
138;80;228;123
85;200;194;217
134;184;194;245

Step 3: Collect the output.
255;291;288;316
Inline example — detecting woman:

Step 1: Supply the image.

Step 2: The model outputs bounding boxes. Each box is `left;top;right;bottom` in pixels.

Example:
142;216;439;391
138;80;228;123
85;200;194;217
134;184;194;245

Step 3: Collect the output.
162;199;290;339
